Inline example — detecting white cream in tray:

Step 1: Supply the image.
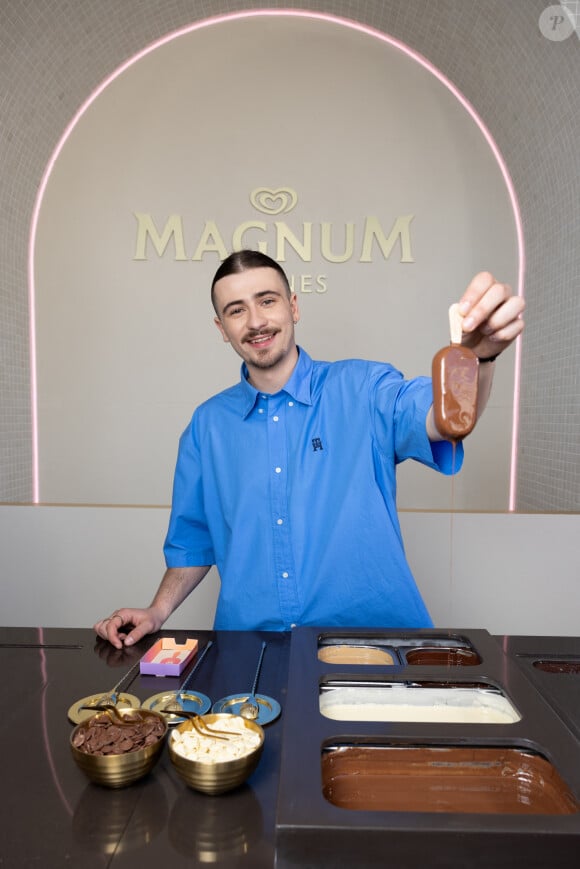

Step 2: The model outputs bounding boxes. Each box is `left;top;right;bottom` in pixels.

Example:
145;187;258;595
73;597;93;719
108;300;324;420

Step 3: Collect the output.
319;682;521;724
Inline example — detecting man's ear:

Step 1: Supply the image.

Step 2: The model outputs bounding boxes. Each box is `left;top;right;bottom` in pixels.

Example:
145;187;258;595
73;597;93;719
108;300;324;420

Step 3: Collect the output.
291;294;300;325
214;316;230;343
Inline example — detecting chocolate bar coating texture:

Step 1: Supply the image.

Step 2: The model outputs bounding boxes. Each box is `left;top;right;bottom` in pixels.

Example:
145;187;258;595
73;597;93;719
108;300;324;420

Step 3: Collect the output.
432;344;479;440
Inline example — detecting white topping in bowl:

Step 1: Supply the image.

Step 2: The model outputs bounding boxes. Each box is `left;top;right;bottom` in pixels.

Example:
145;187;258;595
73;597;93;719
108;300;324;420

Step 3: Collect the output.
171;717;261;763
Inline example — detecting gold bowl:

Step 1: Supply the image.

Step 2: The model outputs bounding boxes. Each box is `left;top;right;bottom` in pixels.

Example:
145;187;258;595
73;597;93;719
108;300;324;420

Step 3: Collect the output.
168;713;264;795
70;707;168;788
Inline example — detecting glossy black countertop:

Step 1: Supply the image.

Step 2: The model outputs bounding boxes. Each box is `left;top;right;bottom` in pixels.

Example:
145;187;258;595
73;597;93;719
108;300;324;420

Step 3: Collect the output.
3;627;580;868
0;626;290;868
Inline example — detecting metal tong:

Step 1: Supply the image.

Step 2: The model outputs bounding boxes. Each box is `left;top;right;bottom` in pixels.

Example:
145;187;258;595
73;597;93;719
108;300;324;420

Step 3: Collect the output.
190;716;232;741
78;703;146;726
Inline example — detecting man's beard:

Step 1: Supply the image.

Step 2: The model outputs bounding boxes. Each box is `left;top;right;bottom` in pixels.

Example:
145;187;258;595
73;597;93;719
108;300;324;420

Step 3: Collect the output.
248;346;285;369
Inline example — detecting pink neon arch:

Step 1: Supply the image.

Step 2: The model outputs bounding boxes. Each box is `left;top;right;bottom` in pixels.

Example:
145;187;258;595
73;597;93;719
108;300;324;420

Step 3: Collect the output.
28;8;525;508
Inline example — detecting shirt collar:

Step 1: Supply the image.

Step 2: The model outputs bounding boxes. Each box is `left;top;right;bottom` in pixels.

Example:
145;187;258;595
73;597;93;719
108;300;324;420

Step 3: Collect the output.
238;347;314;418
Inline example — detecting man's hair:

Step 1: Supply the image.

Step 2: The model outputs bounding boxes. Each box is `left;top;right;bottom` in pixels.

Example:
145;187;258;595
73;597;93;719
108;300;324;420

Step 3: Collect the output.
211;250;291;313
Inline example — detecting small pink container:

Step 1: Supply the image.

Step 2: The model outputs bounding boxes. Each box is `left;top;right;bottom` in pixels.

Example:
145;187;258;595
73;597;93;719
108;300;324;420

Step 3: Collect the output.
139;637;199;677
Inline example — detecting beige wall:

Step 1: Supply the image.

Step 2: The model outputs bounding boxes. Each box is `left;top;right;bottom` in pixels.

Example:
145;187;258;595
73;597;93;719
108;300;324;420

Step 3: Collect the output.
2;504;578;636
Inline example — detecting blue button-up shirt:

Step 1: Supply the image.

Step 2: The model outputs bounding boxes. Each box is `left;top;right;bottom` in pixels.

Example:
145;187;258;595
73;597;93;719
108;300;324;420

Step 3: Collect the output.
164;348;462;631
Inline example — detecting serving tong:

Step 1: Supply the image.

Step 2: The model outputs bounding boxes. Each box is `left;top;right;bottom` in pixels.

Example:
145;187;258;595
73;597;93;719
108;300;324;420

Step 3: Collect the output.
78;702;146;726
189;716;232;741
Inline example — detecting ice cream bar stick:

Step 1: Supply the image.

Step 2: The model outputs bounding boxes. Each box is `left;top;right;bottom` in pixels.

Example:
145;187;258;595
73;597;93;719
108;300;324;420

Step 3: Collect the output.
448;303;463;345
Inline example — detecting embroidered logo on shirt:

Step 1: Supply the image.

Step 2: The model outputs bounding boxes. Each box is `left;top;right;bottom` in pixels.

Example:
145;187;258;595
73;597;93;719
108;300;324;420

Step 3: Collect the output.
312;437;324;452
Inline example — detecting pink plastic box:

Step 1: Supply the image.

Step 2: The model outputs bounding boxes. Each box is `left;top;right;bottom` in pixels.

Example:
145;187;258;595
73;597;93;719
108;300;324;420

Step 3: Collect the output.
139;637;199;677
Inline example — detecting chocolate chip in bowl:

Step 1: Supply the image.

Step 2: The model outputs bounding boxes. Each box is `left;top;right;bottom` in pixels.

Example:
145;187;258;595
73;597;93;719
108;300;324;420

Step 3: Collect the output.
70;707;167;788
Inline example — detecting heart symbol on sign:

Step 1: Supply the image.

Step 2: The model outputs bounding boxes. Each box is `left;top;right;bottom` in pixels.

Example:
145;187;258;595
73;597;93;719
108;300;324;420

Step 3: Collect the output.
250;187;298;215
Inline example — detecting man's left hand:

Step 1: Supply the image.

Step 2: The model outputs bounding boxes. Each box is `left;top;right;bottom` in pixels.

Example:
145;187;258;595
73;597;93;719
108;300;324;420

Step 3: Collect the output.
458;271;525;360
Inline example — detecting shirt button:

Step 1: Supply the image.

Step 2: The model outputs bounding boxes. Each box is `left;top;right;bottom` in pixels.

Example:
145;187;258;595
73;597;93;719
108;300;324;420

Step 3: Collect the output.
261;394;268;399
288;401;294;407
258;408;264;414
275;467;282;474
273;415;279;422
281;572;289;578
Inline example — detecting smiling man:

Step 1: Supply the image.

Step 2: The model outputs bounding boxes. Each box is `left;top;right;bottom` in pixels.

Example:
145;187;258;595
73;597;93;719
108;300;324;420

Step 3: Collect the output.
95;250;524;647
211;258;300;392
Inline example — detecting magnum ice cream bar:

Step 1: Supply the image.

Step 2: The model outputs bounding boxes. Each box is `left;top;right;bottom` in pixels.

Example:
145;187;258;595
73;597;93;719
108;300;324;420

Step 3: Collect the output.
432;304;479;441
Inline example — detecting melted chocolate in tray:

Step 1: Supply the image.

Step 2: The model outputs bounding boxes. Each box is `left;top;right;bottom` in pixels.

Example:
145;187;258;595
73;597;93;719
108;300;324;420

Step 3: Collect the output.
533;660;580;674
405;646;482;666
322;745;580;815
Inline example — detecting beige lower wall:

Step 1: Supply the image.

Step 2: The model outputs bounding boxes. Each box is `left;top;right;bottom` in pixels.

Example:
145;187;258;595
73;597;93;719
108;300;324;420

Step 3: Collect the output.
1;505;577;636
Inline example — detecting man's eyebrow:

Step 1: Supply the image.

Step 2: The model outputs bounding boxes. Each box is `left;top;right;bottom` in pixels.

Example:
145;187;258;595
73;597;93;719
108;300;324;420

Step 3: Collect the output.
221;289;283;315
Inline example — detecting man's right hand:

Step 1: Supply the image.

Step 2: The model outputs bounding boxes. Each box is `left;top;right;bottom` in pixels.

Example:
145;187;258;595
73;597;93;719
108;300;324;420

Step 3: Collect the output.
93;566;211;648
93;607;164;649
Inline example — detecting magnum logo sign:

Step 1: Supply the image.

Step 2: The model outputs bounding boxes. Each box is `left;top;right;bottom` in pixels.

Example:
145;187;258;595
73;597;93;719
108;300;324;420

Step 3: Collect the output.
133;187;414;293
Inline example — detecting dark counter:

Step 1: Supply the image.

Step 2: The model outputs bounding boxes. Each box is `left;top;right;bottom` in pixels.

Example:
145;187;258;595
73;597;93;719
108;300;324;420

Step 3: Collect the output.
2;627;580;868
0;626;289;868
276;627;580;869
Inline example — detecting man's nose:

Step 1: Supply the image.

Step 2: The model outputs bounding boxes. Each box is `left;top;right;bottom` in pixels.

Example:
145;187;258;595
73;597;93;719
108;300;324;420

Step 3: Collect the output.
246;304;268;330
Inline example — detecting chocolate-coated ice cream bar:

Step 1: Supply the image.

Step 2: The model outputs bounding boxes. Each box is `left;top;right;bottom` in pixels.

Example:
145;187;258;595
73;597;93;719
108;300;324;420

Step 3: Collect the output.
432;304;479;441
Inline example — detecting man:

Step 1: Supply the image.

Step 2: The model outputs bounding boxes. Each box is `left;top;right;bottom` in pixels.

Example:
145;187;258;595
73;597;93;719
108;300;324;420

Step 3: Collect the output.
95;250;524;648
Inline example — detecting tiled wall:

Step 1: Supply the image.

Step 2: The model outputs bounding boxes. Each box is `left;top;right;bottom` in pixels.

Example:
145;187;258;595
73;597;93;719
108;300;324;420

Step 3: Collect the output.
1;0;578;510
